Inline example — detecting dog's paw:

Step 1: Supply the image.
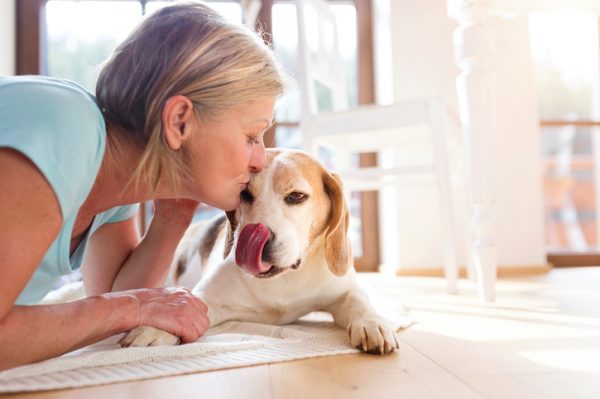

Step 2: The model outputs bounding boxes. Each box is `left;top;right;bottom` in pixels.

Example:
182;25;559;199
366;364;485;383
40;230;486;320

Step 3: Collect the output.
119;326;181;347
347;316;400;354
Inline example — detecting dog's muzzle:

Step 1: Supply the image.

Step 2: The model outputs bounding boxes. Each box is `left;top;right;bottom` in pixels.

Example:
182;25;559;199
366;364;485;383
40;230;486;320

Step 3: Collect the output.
255;258;302;279
235;223;302;278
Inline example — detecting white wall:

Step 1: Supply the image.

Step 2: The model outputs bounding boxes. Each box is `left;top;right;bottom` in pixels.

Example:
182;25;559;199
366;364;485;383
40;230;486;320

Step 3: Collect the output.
0;0;16;75
375;0;546;270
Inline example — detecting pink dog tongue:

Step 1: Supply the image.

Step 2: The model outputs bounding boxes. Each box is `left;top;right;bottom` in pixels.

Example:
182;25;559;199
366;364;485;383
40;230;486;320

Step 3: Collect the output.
235;223;272;275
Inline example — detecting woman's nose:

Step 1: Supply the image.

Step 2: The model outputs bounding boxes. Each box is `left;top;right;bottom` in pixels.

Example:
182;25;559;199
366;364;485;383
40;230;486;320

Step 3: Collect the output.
249;143;267;173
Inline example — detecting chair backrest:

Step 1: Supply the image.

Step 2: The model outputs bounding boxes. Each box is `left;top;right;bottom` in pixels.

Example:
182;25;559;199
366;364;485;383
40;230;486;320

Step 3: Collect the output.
295;0;349;152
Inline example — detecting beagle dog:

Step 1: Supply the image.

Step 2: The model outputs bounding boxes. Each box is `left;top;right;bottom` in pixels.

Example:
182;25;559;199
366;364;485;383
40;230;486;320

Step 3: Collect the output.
120;149;400;354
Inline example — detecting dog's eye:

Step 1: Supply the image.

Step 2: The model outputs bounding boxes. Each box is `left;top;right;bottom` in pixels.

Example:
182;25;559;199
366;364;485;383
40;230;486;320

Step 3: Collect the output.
240;189;254;204
285;192;308;205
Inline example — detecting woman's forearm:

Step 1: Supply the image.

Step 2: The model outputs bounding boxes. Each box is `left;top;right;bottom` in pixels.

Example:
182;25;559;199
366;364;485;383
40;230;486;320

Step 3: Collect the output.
111;218;189;292
0;293;137;371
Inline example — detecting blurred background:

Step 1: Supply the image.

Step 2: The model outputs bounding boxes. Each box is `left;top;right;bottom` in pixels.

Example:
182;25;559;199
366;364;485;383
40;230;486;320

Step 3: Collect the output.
2;0;600;274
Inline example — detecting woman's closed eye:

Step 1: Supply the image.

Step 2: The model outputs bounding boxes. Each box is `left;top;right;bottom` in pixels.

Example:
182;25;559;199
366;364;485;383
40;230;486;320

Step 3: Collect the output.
247;135;260;145
246;132;263;145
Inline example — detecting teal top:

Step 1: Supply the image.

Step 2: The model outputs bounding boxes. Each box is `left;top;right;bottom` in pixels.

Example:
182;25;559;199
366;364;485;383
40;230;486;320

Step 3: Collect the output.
0;75;139;305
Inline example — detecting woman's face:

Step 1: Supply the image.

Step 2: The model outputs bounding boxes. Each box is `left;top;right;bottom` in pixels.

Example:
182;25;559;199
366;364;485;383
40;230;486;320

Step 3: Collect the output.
184;98;275;211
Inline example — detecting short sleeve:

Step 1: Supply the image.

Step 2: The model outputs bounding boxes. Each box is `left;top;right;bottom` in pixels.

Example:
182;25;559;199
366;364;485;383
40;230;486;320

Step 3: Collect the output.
0;76;105;219
102;204;140;224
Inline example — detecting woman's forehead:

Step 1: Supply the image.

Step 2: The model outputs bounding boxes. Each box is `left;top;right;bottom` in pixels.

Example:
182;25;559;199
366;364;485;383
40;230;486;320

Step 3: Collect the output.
239;99;276;126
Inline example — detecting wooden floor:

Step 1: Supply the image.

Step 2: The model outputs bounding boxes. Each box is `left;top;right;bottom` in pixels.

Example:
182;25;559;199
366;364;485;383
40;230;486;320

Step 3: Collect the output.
4;267;600;399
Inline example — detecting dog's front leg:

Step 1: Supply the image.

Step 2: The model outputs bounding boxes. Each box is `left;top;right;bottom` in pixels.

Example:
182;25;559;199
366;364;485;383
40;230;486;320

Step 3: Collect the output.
327;289;400;354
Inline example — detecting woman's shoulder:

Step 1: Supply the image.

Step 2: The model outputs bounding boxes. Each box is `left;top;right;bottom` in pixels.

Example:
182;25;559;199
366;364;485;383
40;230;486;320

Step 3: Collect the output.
0;75;91;92
0;75;106;218
0;75;103;136
0;75;99;117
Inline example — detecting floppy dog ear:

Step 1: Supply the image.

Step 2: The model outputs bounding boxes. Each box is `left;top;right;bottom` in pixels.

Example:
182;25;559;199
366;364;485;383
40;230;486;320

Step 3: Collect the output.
323;171;352;276
223;210;238;259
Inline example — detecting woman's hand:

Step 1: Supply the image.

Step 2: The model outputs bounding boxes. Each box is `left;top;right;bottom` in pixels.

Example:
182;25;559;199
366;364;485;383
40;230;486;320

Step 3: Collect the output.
123;287;210;343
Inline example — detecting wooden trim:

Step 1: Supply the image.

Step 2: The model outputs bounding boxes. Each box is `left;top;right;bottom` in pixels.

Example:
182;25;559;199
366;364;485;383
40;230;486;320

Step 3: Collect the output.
16;0;46;75
544;155;593;169
548;253;600;267
541;120;600;127
255;0;276;147
353;0;380;272
356;0;374;106
396;264;553;278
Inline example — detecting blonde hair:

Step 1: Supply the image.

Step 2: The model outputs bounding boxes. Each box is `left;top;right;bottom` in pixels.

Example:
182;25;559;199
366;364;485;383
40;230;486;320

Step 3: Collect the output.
96;2;288;192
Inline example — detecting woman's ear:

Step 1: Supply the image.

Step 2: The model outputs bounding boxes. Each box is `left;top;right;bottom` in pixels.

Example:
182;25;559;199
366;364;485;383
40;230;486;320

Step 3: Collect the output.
162;95;195;150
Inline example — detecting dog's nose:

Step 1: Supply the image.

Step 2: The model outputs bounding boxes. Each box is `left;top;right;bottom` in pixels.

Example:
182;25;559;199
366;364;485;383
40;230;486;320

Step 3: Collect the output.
291;258;301;269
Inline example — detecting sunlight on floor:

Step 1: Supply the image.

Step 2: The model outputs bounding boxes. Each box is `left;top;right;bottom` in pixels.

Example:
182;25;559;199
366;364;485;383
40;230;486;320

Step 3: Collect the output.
519;349;600;375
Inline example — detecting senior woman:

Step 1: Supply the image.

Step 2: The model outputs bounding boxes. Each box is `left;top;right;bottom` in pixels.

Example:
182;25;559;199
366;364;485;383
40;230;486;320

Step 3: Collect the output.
0;3;287;370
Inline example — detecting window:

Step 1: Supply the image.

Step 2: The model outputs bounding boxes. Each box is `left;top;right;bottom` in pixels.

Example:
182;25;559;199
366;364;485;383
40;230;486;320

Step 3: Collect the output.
44;0;242;91
18;0;380;269
530;13;600;264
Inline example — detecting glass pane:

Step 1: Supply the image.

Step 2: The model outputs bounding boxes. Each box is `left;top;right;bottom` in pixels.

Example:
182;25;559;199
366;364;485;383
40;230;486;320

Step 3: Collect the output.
45;1;143;91
272;3;300;123
275;124;303;149
542;125;597;251
529;14;597;120
45;1;242;92
334;4;357;108
272;2;357;125
145;1;242;23
530;14;600;253
349;191;363;257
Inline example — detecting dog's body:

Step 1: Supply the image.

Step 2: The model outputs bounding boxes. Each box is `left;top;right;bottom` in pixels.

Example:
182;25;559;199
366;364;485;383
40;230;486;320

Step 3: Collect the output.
121;149;400;354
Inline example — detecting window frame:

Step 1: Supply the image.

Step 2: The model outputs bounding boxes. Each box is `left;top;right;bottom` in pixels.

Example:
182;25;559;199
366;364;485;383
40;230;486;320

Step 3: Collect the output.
16;0;381;271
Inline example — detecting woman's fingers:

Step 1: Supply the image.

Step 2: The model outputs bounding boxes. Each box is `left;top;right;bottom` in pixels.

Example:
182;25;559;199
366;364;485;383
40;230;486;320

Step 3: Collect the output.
180;309;210;343
132;287;210;343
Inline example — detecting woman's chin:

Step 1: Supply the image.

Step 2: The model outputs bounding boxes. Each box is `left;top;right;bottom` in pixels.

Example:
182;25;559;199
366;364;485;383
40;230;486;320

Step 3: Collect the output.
189;186;241;211
225;198;241;211
207;197;240;212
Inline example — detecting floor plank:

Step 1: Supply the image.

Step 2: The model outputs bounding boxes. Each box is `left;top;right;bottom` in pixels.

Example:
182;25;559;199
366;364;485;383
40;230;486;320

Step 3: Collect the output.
269;348;482;399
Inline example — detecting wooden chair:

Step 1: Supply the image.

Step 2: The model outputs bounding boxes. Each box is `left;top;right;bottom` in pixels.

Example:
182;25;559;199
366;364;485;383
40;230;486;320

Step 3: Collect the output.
294;0;459;293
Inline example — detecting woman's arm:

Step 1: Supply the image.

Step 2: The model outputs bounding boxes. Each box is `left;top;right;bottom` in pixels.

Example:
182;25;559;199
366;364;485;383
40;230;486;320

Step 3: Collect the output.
82;199;198;295
0;289;209;370
0;149;62;317
0;288;208;371
0;149;208;371
0;293;135;370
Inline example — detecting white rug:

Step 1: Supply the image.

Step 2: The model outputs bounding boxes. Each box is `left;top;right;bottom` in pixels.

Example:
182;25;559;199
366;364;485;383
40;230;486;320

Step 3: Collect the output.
0;311;412;393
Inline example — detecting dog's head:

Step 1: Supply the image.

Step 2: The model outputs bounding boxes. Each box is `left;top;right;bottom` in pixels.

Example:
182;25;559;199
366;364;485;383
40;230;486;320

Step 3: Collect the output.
224;149;352;279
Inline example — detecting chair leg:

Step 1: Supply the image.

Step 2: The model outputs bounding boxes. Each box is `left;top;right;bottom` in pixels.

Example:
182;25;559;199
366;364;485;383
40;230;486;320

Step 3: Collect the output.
471;205;497;301
428;98;458;294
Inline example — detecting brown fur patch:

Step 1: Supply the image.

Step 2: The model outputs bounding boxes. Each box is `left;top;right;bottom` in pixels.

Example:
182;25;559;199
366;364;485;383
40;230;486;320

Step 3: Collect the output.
200;214;228;264
175;258;187;283
322;171;351;276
